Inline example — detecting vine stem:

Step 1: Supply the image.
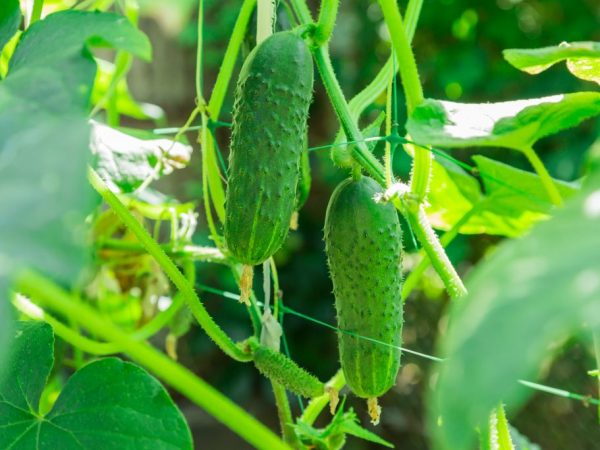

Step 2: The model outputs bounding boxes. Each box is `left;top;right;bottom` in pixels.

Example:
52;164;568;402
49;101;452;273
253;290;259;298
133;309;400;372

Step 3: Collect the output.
195;0;205;104
272;381;304;448
14;269;290;450
377;0;430;202
521;146;563;206
30;0;44;26
315;0;339;44
257;0;276;44
88;167;252;362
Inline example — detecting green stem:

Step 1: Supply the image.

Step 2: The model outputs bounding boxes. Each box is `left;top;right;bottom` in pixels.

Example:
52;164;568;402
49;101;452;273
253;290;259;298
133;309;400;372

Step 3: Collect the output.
272;381;304;448
195;0;205;104
313;46;386;185
30;0;44;25
207;0;257;117
288;0;313;24
402;203;480;299
97;238;228;264
522;146;563;206
15;270;290;450
88;167;252;362
257;0;276;44
300;369;345;425
315;0;339;44
405;205;467;299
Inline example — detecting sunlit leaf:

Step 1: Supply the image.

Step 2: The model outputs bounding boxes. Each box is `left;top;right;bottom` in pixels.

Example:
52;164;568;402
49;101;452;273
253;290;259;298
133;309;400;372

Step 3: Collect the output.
0;321;193;449
430;169;600;450
91;121;192;193
9;10;151;76
503;41;600;84
407;94;600;150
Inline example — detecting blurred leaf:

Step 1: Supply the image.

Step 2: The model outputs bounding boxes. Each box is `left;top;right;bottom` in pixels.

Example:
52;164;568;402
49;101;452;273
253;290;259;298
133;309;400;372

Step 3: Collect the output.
509;426;541;450
0;0;20;54
503;42;600;84
407;94;600;150
92;59;164;121
0;31;19;78
9;10;151;77
430;168;600;450
91;121;192;193
0;321;193;449
137;0;196;36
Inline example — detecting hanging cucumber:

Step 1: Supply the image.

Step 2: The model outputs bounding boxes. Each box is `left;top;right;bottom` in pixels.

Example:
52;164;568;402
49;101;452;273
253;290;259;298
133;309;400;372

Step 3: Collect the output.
324;176;403;424
224;30;313;302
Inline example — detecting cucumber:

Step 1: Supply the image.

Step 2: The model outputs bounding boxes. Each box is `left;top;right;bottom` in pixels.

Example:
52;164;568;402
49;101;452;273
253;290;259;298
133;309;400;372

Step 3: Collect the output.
225;31;314;266
324;176;403;419
248;337;324;398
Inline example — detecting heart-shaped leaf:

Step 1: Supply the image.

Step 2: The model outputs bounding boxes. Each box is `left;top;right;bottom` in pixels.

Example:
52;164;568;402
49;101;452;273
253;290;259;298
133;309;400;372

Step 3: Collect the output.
407;94;600;150
429;168;600;450
0;321;193;449
503;41;600;84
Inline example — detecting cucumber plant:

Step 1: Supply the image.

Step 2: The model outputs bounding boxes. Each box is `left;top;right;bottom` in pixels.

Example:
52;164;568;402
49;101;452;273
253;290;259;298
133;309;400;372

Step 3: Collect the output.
1;0;600;449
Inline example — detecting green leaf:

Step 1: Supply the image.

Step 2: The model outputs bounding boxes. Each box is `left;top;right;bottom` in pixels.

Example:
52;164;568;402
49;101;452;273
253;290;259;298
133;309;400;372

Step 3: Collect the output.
509;426;541;450
473;155;578;216
9;10;151;77
0;0;20;54
503;42;600;84
92;59;164;121
426;155;578;238
407;94;600;150
430;169;600;450
91;121;192;193
0;321;193;449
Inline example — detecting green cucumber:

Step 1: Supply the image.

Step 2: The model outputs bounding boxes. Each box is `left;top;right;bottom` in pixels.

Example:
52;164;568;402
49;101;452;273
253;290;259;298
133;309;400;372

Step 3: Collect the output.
324;176;403;416
225;31;314;266
248;337;324;398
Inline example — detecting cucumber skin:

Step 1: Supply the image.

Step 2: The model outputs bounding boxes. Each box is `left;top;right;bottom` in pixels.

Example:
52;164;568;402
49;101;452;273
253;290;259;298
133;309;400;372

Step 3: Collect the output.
324;177;403;398
225;31;313;265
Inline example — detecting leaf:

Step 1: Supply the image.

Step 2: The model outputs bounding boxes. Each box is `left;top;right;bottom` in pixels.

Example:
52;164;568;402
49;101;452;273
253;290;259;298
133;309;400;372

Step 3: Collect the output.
489;404;515;450
91;121;192;193
503;41;600;84
0;0;20;54
430;168;600;450
509;426;541;450
426;155;578;238
473;155;578;216
0;68;94;284
92;59;165;121
9;10;151;77
0;321;193;449
407;94;600;150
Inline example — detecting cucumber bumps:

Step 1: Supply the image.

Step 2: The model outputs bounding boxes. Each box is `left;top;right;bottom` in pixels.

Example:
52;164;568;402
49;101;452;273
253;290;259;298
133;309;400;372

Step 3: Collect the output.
225;31;313;302
324;176;403;424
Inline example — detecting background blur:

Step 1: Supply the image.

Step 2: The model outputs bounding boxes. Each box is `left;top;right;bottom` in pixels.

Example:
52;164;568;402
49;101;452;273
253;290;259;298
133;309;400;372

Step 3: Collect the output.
124;0;600;448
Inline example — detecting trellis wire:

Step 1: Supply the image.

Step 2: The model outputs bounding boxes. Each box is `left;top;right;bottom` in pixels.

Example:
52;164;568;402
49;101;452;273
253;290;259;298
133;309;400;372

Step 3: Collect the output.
196;283;600;409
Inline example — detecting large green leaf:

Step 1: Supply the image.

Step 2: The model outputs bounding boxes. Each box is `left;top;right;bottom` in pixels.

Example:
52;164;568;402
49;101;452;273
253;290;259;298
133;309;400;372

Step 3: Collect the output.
430;168;600;450
91;121;192;193
9;10;151;75
407;94;600;150
426;155;578;237
503;42;600;84
0;321;193;449
0;0;20;54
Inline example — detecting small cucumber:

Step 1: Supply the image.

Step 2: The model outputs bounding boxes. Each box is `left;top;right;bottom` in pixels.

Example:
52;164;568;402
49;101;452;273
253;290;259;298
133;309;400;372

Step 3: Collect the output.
248;338;324;398
324;176;403;417
225;31;314;266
